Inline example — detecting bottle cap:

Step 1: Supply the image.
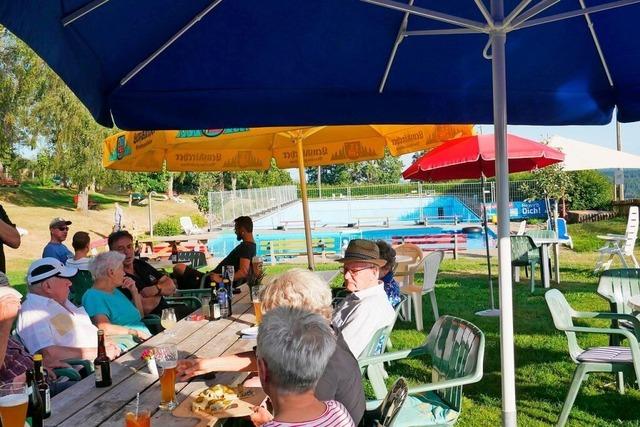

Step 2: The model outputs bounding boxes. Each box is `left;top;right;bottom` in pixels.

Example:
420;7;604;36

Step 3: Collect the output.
34;354;43;361
97;329;104;335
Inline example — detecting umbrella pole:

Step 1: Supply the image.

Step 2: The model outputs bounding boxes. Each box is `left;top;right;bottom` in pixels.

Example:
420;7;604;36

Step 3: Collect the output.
491;0;517;424
295;136;315;270
475;174;499;317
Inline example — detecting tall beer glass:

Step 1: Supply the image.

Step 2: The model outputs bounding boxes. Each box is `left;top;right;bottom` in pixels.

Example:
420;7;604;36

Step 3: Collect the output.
0;382;28;427
250;286;263;325
155;344;178;410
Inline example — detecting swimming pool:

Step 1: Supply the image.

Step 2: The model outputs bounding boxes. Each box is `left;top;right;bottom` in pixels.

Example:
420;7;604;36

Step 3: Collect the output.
208;225;495;257
252;196;481;229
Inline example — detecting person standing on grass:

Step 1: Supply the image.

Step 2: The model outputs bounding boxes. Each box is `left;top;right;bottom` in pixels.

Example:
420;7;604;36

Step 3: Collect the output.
43;217;73;264
0;204;20;273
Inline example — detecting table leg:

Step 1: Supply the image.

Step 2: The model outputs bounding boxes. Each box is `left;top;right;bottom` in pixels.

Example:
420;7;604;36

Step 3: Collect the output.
541;244;550;289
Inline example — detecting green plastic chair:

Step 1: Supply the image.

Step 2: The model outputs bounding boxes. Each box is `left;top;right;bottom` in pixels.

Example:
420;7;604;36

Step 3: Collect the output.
69;269;94;307
510;235;541;293
596;268;640;345
359;315;485;426
544;289;640;427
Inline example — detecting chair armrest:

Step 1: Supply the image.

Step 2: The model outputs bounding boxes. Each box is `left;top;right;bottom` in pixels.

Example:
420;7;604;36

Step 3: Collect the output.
54;367;82;381
167;296;201;306
407;372;483;395
597;234;625;242
573;311;640;331
564;326;640;343
358;346;429;368
142;314;161;326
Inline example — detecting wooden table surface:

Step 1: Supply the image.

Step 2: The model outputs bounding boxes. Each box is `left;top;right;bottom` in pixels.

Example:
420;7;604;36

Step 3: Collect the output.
49;286;257;426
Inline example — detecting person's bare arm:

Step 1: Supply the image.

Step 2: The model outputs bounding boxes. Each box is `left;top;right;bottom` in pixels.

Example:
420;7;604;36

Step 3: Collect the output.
121;277;145;316
176;351;257;381
0;219;20;249
0;295;20;366
90;314;150;340
41;343;120;362
234;258;251;281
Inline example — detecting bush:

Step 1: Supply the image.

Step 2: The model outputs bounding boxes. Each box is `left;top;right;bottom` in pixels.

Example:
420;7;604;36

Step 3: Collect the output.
153;214;207;236
569;170;613;210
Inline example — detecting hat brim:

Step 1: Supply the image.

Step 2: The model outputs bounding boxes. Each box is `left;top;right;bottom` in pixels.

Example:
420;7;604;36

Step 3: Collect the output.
58;265;78;278
335;257;387;267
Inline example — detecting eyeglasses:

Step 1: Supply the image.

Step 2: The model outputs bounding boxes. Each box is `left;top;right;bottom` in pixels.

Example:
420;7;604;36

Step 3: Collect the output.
342;265;373;275
56;227;69;231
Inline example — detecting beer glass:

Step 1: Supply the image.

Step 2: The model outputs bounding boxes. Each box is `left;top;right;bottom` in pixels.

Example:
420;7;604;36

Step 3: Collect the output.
124;406;151;427
250;286;263;325
0;382;28;427
224;265;235;285
155;344;178;410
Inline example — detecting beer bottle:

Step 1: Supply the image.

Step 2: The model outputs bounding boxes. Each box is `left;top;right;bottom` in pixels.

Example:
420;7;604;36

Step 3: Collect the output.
26;369;44;427
33;354;50;419
222;271;233;316
170;242;178;263
94;330;112;387
209;281;218;321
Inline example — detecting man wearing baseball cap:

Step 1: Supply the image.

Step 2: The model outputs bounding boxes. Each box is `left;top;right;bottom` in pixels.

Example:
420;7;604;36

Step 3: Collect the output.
332;239;396;358
16;258;120;366
43;217;74;264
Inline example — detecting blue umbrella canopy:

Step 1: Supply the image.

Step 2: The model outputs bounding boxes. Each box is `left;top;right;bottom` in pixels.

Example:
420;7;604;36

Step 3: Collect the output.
0;0;638;129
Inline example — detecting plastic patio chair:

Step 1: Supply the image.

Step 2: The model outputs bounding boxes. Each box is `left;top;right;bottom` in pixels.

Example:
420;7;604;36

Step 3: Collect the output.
176;250;207;269
516;220;527;235
363;377;409;427
594;206;639;272
555;218;573;249
596;268;640;344
359;315;485;427
510;235;540;293
544;289;640;426
400;251;444;332
179;216;206;235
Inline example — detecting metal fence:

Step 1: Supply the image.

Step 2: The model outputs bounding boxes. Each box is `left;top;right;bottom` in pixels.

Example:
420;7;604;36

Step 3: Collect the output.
207;185;297;226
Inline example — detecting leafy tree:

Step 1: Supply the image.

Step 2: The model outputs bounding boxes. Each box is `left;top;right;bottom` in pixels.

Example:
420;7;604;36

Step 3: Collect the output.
569;170;613;210
522;164;574;216
306;149;403;185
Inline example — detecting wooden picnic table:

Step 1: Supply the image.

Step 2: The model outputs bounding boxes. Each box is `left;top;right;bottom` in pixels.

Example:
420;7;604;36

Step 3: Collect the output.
49;286;258;426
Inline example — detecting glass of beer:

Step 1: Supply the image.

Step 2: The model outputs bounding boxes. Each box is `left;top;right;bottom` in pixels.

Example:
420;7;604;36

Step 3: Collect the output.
0;382;28;427
155;344;178;410
160;308;177;338
250;286;263;325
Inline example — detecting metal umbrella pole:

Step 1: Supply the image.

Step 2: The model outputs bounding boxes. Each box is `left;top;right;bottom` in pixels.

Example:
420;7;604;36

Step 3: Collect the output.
475;173;500;317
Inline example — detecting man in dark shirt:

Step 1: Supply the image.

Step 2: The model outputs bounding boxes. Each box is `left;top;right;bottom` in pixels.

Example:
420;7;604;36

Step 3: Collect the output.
173;216;256;290
0;204;20;273
108;231;189;321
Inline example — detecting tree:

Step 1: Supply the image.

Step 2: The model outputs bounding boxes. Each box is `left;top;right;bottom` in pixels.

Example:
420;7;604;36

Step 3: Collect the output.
522;164;574;217
306;149;403;186
569;170;613;210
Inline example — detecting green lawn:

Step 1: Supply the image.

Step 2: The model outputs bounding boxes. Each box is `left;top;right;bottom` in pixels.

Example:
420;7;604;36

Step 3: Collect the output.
0;183;126;209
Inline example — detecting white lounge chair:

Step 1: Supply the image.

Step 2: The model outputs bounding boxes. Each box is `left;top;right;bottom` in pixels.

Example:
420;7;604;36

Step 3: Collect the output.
594;206;639;272
516;220;527;236
179;216;206;235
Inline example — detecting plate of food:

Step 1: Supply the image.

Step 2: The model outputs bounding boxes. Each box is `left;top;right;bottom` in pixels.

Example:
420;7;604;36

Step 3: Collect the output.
173;383;266;426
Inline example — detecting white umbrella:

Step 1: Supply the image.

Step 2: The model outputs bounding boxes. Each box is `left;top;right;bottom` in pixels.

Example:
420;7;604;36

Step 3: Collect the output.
548;136;640;171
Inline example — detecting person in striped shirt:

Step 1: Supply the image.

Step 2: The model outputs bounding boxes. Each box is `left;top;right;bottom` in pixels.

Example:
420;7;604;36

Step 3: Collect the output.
254;307;355;427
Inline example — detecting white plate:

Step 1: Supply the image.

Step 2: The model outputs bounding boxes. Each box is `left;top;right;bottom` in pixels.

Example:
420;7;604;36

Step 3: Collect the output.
240;326;258;336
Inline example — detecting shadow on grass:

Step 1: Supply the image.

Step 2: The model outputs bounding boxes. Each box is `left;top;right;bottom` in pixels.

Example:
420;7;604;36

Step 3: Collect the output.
0;185;126;208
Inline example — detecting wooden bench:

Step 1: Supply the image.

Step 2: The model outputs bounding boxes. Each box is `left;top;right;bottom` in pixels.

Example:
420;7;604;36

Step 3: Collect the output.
392;233;467;259
260;238;336;264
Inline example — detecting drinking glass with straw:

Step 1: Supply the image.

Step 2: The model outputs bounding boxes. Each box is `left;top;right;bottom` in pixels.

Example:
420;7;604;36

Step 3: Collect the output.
124;393;151;427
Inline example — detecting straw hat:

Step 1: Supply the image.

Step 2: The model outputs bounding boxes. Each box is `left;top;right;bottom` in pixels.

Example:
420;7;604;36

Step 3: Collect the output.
336;239;387;267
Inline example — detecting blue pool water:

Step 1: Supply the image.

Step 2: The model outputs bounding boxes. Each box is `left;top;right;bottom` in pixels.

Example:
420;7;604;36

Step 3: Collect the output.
208;225;495;257
252;196;481;229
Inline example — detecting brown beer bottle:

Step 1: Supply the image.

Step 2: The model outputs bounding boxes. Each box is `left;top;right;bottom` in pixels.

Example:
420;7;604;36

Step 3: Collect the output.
26;369;44;427
33;354;50;418
94;330;112;387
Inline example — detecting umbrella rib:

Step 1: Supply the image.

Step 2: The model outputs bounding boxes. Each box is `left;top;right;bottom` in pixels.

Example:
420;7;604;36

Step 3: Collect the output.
578;0;614;87
504;0;532;28
62;0;111;27
509;0;561;29
405;28;480;36
513;0;640;30
379;0;415;93
360;0;487;32
120;0;225;87
473;0;494;26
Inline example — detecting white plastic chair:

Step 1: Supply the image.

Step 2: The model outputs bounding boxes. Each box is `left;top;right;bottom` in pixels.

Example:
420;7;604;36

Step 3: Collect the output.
594;206;639;272
400;251;444;332
516;220;527;235
179;216;206;235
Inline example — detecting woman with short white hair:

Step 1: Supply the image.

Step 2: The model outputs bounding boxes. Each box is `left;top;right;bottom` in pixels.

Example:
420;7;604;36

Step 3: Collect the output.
82;251;151;349
176;269;365;424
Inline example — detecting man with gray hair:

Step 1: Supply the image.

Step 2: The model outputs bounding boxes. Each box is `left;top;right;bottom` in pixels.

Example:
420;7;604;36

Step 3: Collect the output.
256;306;354;427
16;258;120;368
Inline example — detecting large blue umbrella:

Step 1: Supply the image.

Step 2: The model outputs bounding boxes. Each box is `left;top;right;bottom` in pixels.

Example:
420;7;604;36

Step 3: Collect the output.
3;1;640;424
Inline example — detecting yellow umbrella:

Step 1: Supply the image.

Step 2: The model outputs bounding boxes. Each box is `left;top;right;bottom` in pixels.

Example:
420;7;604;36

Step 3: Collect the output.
104;125;473;268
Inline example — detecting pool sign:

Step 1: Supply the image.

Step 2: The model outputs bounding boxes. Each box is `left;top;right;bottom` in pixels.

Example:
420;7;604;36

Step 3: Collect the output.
485;200;547;220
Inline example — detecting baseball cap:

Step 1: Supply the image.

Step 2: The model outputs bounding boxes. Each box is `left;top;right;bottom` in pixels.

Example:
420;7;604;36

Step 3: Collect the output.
49;217;72;228
27;257;78;285
336;239;387;267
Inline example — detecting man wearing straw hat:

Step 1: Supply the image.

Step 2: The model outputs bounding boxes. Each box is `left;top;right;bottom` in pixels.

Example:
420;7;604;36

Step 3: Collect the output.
332;239;395;358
